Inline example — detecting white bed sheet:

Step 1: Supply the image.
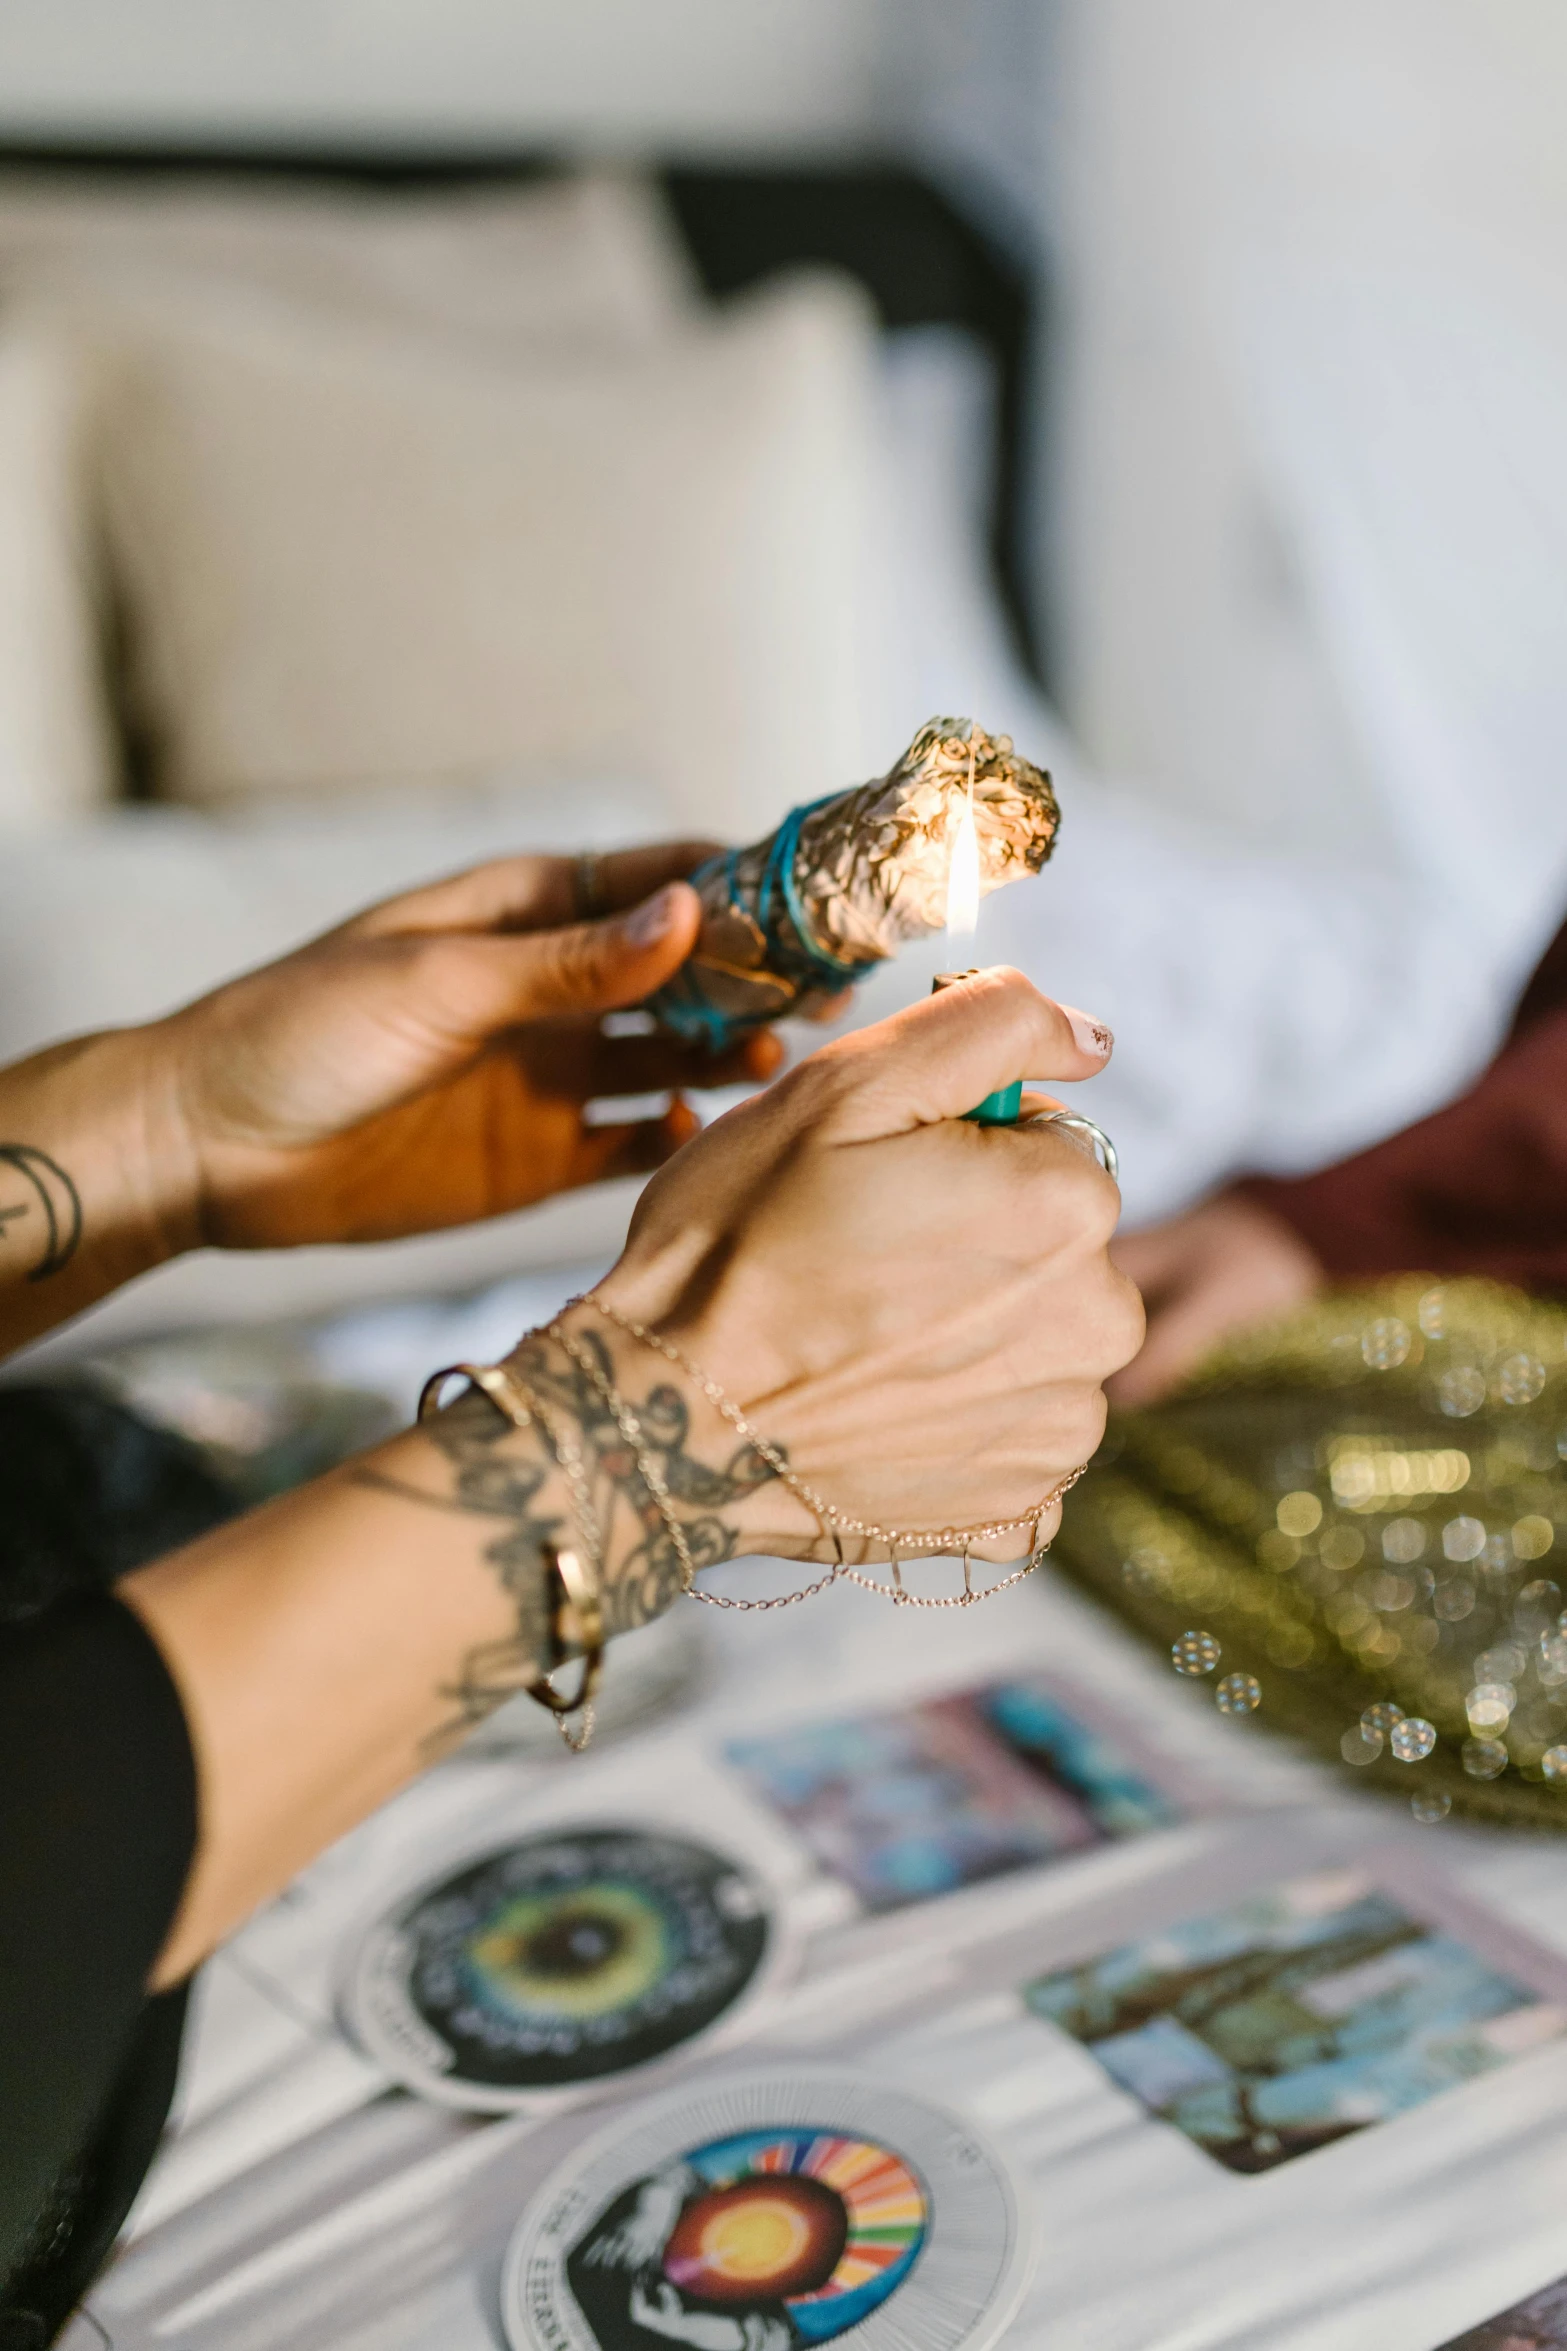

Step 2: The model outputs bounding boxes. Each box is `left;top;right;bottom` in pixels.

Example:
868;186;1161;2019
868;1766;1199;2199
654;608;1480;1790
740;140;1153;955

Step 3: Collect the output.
70;1555;1567;2351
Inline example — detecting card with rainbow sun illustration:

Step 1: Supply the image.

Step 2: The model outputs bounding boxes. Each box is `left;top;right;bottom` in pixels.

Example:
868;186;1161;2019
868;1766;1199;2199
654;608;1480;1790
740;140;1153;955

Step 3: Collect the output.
504;2069;1031;2351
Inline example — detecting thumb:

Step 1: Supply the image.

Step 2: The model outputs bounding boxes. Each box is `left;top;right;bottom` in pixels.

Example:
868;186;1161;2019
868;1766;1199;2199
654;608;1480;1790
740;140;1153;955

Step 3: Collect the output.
442;880;704;1027
817;965;1114;1139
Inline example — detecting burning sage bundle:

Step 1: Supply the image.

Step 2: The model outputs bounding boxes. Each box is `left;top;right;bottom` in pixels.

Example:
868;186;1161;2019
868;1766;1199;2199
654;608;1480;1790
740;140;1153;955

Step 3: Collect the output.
645;717;1060;1050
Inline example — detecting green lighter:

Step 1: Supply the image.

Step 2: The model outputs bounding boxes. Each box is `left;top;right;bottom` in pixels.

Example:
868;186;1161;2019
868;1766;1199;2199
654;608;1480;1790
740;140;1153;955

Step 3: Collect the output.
932;970;1023;1125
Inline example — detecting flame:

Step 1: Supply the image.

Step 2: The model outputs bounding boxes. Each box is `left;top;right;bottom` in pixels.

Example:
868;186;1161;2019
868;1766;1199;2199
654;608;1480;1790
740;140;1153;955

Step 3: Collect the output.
944;785;981;949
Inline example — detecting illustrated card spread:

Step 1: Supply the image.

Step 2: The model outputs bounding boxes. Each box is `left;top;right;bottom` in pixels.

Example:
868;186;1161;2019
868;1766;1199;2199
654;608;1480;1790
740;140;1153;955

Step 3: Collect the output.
724;1677;1177;1914
1439;2271;1567;2349
1024;1867;1567;2174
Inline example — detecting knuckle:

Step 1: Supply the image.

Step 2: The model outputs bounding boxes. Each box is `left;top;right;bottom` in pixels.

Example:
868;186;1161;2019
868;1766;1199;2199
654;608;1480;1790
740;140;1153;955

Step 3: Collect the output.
979;964;1045;1052
1047;1387;1109;1472
548;922;602;990
979;963;1033;1008
1038;1148;1117;1241
407;933;506;1029
1105;1270;1148;1370
1080;1386;1112;1454
995;965;1069;1047
535;921;623;1009
1086;1171;1125;1245
781;1044;858;1121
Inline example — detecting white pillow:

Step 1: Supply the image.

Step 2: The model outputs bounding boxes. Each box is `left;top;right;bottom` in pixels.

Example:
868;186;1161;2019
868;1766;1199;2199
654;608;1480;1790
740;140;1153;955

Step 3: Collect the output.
0;323;117;825
0;170;697;832
87;271;895;838
0;168;696;357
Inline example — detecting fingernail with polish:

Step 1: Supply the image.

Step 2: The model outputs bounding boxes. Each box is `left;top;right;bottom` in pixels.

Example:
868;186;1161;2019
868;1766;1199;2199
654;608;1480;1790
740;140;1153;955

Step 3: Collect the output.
623;884;681;945
1061;1004;1114;1058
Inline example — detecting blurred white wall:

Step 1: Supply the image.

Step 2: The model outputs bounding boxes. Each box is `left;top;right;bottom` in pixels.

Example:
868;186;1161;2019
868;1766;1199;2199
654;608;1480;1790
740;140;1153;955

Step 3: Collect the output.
1035;0;1374;854
0;0;884;154
885;0;1352;850
1033;0;1567;865
894;0;1567;887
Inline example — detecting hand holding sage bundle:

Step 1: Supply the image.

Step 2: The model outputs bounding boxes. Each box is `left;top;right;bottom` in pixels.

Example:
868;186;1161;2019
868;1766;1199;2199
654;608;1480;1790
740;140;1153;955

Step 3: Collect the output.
646;716;1061;1048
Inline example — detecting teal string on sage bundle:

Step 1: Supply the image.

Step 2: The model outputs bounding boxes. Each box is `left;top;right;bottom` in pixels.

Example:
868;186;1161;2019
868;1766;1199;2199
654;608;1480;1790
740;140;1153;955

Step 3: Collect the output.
644;717;1060;1055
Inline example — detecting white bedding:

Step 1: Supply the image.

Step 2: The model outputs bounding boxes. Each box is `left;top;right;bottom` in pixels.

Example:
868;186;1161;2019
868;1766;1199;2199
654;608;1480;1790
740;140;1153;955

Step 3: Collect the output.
8;321;1551;1371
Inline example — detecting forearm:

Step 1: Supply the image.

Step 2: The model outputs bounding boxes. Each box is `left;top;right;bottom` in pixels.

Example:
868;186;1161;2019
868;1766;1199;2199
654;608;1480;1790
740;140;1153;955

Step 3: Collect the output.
123;1312;804;1985
0;1027;197;1354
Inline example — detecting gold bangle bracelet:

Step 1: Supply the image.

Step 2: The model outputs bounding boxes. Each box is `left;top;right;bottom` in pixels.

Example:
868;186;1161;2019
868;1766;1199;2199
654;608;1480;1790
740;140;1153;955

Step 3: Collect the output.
517;1548;605;1720
418;1359;606;1746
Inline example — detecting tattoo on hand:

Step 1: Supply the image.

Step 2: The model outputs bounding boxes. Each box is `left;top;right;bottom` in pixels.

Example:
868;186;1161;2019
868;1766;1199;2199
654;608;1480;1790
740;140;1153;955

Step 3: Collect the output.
351;1329;779;1748
511;1325;777;1634
0;1145;83;1282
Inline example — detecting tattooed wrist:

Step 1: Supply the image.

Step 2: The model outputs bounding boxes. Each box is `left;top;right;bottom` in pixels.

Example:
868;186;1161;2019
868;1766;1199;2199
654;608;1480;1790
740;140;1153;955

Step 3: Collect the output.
0;1144;83;1283
507;1321;778;1636
353;1320;780;1745
353;1386;565;1744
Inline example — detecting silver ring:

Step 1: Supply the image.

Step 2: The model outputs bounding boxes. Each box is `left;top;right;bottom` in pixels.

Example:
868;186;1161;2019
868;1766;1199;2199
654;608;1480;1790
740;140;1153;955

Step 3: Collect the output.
1026;1109;1119;1183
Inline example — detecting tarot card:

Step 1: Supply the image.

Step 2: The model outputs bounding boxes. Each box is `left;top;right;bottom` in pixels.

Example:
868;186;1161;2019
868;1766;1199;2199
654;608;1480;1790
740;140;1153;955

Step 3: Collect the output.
724;1676;1179;1914
502;2068;1031;2351
345;1824;781;2111
1024;1863;1567;2173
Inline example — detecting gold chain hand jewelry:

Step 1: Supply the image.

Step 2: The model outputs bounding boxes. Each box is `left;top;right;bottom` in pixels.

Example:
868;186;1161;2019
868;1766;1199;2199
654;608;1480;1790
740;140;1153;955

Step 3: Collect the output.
575;1294;1086;1605
547;1319;847;1614
546;1321;700;1593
